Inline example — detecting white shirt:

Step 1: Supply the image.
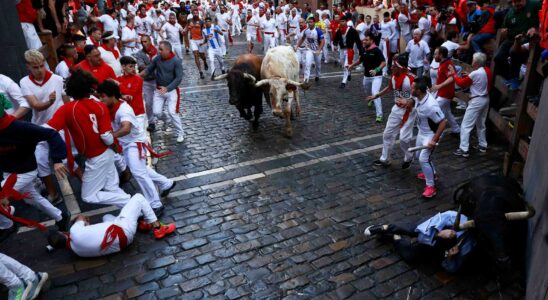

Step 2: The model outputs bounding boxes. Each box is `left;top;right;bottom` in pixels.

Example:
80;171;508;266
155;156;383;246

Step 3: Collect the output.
203;25;222;49
441;40;460;58
0;74;29;114
418;16;431;36
128;3;138;15
261;18;277;33
380;20;396;40
429;60;440;88
398;13;411;36
219;12;231;31
99;15;120;37
463;67;490;97
315;9;330;18
98;46;123;76
121;26;138;55
405;39;430;68
161;22;183;44
302;27;324;50
69;220;126;257
275;13;287;31
118;8;128;28
288;14;299;30
19;73;64;125
355;22;367;40
246;15;261;32
113;102;144;145
55;61;71;79
415;93;445;135
135;14;154;36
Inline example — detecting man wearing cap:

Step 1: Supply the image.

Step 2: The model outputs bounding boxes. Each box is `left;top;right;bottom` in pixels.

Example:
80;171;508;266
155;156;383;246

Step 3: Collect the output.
76;45;117;84
366;53;416;168
98;31;123;76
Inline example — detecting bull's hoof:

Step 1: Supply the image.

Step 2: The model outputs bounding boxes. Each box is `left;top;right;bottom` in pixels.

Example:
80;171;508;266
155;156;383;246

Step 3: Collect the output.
285;127;293;138
252;120;259;129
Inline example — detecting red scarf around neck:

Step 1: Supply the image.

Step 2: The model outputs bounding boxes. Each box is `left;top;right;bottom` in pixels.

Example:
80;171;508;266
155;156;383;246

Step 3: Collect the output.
109;100;122;121
29;71;53;87
161;52;176;61
63;58;75;71
90;37;100;47
101;44;120;59
0;114;16;130
145;44;157;59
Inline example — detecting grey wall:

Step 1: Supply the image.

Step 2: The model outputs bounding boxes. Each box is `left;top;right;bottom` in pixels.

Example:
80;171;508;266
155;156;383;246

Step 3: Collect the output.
0;0;30;81
524;78;548;300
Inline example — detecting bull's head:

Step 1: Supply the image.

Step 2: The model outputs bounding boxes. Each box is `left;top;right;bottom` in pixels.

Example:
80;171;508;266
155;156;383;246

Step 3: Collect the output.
255;78;302;117
213;71;257;106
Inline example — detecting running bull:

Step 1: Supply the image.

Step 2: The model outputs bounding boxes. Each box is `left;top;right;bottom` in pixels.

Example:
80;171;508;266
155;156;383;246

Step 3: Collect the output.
255;46;307;137
214;54;264;129
454;175;534;278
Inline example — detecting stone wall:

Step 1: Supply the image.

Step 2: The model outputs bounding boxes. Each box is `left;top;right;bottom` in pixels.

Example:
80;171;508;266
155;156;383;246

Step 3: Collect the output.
0;0;29;81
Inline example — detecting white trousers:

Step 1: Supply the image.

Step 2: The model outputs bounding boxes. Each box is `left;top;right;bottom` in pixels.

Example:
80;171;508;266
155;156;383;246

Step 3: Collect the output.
153;89;184;136
363;76;383;117
416;133;436;187
0;170;62;229
114;153;127;173
232;16;242;35
222;31;229;55
380;105;416;162
143;81;156;125
278;29;287;46
123;143;172;209
323;33;331;62
340;49;350;83
303;49;321;81
263;34;276;54
172;43;184;60
379;39;390;75
0;253;36;288
459;96;489;152
21;23;42;50
35;130;79;177
207;47;225;76
437;96;461;133
81;149;130;208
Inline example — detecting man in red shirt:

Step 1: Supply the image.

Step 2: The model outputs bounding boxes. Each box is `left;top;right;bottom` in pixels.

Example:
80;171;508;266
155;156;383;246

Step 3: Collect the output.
46;69;131;208
118;56;146;133
431;46;461;134
16;0;44;50
75;45;117;84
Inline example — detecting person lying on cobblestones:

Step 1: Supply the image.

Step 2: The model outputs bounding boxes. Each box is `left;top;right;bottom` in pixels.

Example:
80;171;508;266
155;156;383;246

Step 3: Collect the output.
0;253;48;300
364;210;476;273
97;79;176;218
47;194;176;257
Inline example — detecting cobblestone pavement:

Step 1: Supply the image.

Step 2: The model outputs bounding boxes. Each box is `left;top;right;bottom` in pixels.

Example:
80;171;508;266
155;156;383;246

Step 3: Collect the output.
0;36;525;299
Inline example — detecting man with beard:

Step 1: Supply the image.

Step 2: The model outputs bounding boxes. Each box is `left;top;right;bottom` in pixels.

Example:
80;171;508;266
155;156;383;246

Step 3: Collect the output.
161;12;185;59
186;9;209;79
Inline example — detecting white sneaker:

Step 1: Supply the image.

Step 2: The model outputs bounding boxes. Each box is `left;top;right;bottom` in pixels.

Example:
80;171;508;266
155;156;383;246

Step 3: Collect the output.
176;135;185;143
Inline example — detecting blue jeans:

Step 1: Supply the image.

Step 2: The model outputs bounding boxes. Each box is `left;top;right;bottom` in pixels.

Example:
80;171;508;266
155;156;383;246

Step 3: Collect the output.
471;33;495;53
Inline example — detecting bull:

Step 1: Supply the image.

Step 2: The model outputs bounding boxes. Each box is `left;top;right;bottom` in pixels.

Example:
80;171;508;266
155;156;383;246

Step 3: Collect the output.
454;175;534;280
255;46;307;137
213;54;264;129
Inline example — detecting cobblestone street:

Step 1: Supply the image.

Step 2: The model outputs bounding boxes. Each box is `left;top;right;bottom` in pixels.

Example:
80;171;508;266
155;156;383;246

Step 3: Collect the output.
0;36;524;299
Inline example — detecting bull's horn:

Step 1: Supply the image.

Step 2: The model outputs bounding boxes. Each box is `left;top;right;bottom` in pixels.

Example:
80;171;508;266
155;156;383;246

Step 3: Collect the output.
213;74;228;81
459;220;476;230
286;79;303;86
255;79;273;87
243;73;257;83
505;204;536;220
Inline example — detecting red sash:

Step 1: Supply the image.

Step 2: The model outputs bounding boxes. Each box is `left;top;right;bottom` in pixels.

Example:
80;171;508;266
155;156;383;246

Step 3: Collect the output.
100;224;128;251
392;72;414;128
136;142;173;160
0;173;46;231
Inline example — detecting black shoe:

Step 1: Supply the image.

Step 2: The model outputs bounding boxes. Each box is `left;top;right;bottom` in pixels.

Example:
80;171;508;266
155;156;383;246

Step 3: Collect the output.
315;76;319;82
199;72;205;79
364;225;386;237
185;48;190;54
56;210;71;232
147;123;156;132
347;74;352;81
373;159;390;167
401;160;412;170
339;83;346;89
204;63;209;71
161;181;176;197
453;148;470;158
221;70;226;74
211;72;215;81
0;225;17;242
153;206;164;218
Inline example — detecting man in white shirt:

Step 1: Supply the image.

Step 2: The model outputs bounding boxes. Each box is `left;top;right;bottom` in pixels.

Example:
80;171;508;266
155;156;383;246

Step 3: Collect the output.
55;44;77;80
261;11;277;54
296;18;325;83
47;194;176;257
230;0;242;36
202;17;226;79
405;29;430;78
379;11;397;75
288;8;300;46
398;4;412;44
98;32;123;76
121;15;139;56
315;4;330;19
92;9;120;38
0;75;30;119
135;4;155;38
417;6;431;43
355;14;367;41
245;9;261;53
161;13;185;59
441;31;460;58
218;6;233;56
275;7;288;46
321;14;331;63
151;9;166;45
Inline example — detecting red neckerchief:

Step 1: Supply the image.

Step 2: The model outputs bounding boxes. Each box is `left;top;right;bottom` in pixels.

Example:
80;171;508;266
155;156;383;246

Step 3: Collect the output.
0;173;46;231
29;71;53;87
259;12;265;17
90;37;100;47
413;38;420;45
366;43;378;50
139;12;147;18
109;100;122;121
161;52;176;61
0;114;16;130
339;24;348;33
100;224;128;251
63;58;75;71
246;15;252;22
76;47;84;54
145;44;157;59
126;24;134;30
357;20;363;25
145;3;153;10
101;44;120;59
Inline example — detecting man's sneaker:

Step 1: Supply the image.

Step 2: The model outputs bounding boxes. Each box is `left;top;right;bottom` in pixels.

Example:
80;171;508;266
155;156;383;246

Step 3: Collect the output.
364;225;386;236
416;172;439;181
199;72;205;79
315;76;319;82
373;159;390;167
56;210;71;232
339;83;346;89
177;135;185;143
204;63;209;71
161;181;176;197
473;145;487;153
347;74;352;81
453;148;470;158
221;69;226;74
26;272;48;300
422;185;437;198
8;283;28;300
185;48;190;54
376;116;383;123
401;160;412;170
147;123;156;132
153;206;164;218
138;220;153;232
154;223;176;239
